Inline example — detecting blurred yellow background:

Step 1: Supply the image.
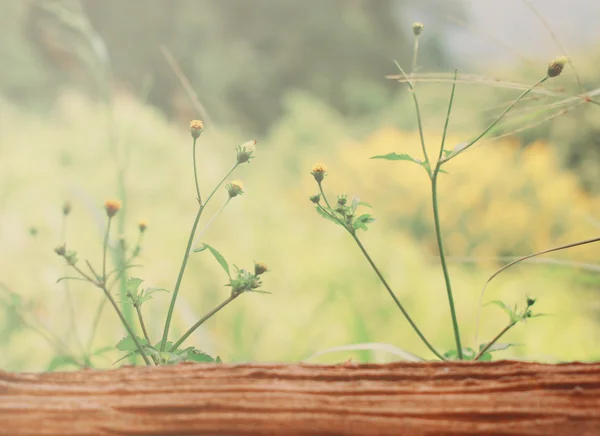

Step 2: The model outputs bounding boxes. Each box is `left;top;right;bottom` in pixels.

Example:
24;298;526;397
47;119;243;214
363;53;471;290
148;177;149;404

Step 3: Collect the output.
1;1;600;371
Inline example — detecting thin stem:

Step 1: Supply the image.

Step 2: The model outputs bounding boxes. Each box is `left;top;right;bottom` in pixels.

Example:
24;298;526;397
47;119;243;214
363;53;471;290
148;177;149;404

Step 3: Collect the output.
60;214;85;357
192;137;202;204
134;304;158;365
190;198;230;253
100;282;152;365
135;305;152;345
411;36;420;78
437;70;458;163
160;163;240;352
102;218;112;284
86;298;107;355
350;233;445;360
170;292;241;352
394;61;430;167
203;163;239;209
431;174;463;359
474;321;516;361
442;76;548;164
318;182;334;211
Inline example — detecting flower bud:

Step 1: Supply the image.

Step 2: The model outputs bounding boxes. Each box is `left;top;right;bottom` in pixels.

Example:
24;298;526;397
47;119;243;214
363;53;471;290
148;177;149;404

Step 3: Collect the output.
311;163;327;183
104;199;122;218
62;201;71;216
309;194;321;204
547;56;567;78
189;120;204;139
226;181;244;198
254;262;268;276
236;139;257;164
412;22;424;36
54;245;66;256
138;220;148;233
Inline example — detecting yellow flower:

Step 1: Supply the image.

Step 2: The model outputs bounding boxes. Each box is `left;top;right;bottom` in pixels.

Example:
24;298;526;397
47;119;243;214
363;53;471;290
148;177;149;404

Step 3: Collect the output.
104;199;122;218
189;120;204;139
138;220;148;232
311;163;328;183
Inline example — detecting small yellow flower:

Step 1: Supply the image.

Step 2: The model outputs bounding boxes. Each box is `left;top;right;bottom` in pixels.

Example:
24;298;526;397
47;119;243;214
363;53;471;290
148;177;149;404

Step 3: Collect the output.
254;262;268;276
547;56;568;78
311;163;328;183
138;220;148;232
104;199;122;218
190;120;204;139
412;22;424;36
226;180;244;198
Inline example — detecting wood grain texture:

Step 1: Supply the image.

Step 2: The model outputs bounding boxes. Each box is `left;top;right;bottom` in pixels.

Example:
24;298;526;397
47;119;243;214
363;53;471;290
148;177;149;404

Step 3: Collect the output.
1;361;600;435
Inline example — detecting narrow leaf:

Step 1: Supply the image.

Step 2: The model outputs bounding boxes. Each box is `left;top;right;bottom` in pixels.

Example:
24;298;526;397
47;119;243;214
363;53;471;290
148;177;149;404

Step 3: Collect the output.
205;244;231;278
316;206;343;226
371;153;420;163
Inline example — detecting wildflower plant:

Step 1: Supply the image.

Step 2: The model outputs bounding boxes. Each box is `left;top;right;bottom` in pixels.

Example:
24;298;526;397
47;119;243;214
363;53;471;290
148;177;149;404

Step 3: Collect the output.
52;121;268;366
309;24;600;361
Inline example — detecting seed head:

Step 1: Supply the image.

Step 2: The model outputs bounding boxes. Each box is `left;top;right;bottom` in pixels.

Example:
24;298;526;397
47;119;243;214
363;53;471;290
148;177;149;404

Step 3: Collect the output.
254;262;268;276
412;22;424;36
526;296;536;307
547;56;568;78
226;180;244;198
104;199;122;218
236;139;257;164
311;163;328;183
337;194;347;206
190;120;204;139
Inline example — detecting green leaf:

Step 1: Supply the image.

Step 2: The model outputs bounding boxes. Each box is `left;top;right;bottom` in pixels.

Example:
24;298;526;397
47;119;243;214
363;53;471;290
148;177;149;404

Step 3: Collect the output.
185;349;216;363
193;244;209;253
126;277;144;301
353;214;376;231
202;244;231;279
444;347;476;360
116;335;149;352
137;287;169;305
441;149;453;157
47;355;80;371
486;300;518;322
56;276;88;284
371;153;420;163
479;342;514;353
215;356;223;363
316;206;343;226
358;201;373;208
478;352;493;361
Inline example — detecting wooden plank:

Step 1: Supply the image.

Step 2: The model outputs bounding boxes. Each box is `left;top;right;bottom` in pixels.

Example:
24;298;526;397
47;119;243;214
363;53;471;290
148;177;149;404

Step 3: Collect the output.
1;361;600;435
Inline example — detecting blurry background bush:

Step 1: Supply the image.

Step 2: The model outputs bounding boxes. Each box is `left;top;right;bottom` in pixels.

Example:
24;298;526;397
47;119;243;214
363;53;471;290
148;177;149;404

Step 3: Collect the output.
1;0;599;371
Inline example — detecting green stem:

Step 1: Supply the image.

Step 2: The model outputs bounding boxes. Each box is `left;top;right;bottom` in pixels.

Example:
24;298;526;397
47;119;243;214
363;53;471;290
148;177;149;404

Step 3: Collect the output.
350;233;445;360
442;76;548;164
134;304;158;365
86;298;107;356
191;198;230;253
318;182;334;211
431;174;463;359
411;36;420;77
102;218;112;283
393;61;430;167
474;321;516;361
192;137;202;204
160;163;240;352
100;283;151;365
170;292;241;352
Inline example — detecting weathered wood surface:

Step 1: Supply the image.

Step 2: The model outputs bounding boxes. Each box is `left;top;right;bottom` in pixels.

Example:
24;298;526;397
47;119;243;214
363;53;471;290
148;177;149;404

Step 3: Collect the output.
1;361;600;435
